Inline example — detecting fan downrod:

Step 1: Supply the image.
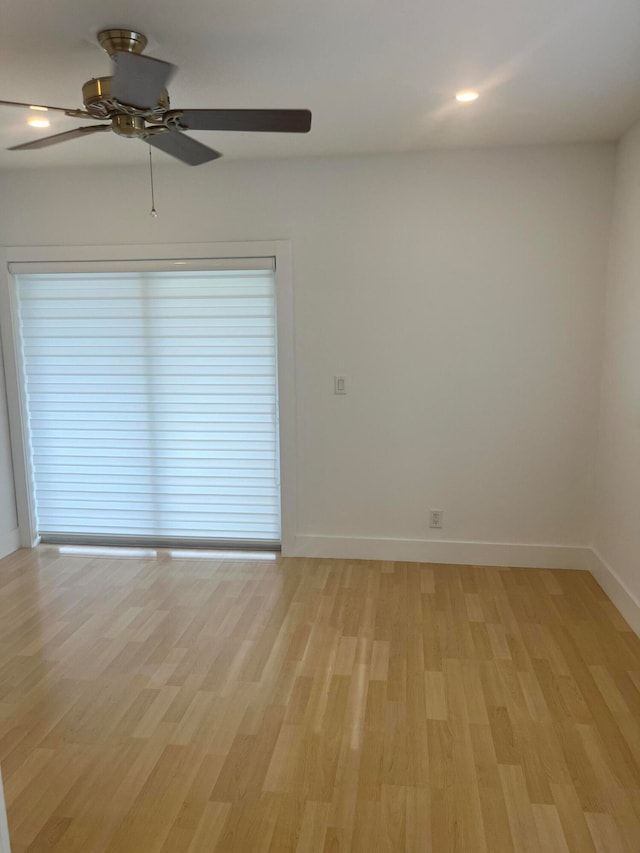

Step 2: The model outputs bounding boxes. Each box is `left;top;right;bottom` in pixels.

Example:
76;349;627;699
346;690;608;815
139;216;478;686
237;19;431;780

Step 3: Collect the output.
97;29;148;57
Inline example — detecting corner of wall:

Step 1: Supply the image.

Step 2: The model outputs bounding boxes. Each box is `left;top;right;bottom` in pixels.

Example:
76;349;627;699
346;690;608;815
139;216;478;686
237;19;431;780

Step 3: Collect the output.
589;547;640;636
588;135;622;553
589;118;640;633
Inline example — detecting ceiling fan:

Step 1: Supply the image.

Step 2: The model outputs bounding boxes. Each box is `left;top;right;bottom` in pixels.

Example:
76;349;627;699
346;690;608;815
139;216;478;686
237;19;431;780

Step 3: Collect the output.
0;28;312;165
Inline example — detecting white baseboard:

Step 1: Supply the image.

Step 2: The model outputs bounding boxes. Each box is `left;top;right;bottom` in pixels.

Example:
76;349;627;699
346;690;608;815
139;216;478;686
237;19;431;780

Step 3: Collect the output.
0;527;19;561
589;548;640;636
291;534;592;570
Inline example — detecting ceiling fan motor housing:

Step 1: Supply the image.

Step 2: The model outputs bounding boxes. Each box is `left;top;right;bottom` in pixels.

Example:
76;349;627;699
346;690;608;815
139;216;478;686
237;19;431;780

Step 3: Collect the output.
82;77;170;122
111;114;147;138
82;30;169;123
82;77;113;117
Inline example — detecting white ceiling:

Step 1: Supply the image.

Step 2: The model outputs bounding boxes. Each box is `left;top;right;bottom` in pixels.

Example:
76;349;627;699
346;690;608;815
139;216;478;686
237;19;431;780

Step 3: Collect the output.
1;0;640;169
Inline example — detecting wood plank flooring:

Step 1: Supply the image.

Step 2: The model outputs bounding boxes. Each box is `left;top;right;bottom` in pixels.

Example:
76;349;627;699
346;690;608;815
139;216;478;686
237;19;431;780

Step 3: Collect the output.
0;546;639;851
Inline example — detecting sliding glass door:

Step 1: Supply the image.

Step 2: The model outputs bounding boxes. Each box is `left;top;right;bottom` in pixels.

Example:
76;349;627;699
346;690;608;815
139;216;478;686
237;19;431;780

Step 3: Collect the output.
15;260;280;548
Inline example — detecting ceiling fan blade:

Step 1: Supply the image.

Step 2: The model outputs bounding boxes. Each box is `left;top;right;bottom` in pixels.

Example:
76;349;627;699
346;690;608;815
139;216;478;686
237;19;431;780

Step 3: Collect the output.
146;131;222;166
111;52;177;109
8;125;110;151
168;108;312;133
0;99;91;117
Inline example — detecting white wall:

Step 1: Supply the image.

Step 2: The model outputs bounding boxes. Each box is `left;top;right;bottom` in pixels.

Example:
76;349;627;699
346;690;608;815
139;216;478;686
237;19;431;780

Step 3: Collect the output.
0;143;615;565
593;120;640;625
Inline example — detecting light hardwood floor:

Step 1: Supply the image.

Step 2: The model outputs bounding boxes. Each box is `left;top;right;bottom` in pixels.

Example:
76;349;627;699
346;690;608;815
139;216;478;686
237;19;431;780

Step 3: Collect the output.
0;547;639;851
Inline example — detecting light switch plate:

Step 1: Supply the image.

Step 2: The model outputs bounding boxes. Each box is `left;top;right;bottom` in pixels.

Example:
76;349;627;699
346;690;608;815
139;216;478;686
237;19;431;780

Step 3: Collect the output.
334;375;346;395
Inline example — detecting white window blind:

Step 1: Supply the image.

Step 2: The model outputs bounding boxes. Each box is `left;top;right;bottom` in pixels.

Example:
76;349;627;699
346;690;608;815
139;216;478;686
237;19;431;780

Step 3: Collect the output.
15;262;281;548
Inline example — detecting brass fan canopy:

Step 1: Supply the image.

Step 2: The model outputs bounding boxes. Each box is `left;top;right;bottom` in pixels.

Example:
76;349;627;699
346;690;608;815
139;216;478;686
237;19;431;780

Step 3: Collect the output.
97;29;148;57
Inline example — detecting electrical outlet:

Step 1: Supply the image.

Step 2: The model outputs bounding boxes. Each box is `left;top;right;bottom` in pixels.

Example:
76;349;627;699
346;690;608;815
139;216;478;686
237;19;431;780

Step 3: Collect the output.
429;509;443;529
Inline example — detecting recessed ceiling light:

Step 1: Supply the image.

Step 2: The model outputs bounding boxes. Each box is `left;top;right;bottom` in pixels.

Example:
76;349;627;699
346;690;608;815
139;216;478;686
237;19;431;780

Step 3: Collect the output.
28;117;50;128
29;105;48;112
455;90;479;103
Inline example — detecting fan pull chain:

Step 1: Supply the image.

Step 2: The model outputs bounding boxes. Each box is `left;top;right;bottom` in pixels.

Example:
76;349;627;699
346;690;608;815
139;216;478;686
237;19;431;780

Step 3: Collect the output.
148;146;158;218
